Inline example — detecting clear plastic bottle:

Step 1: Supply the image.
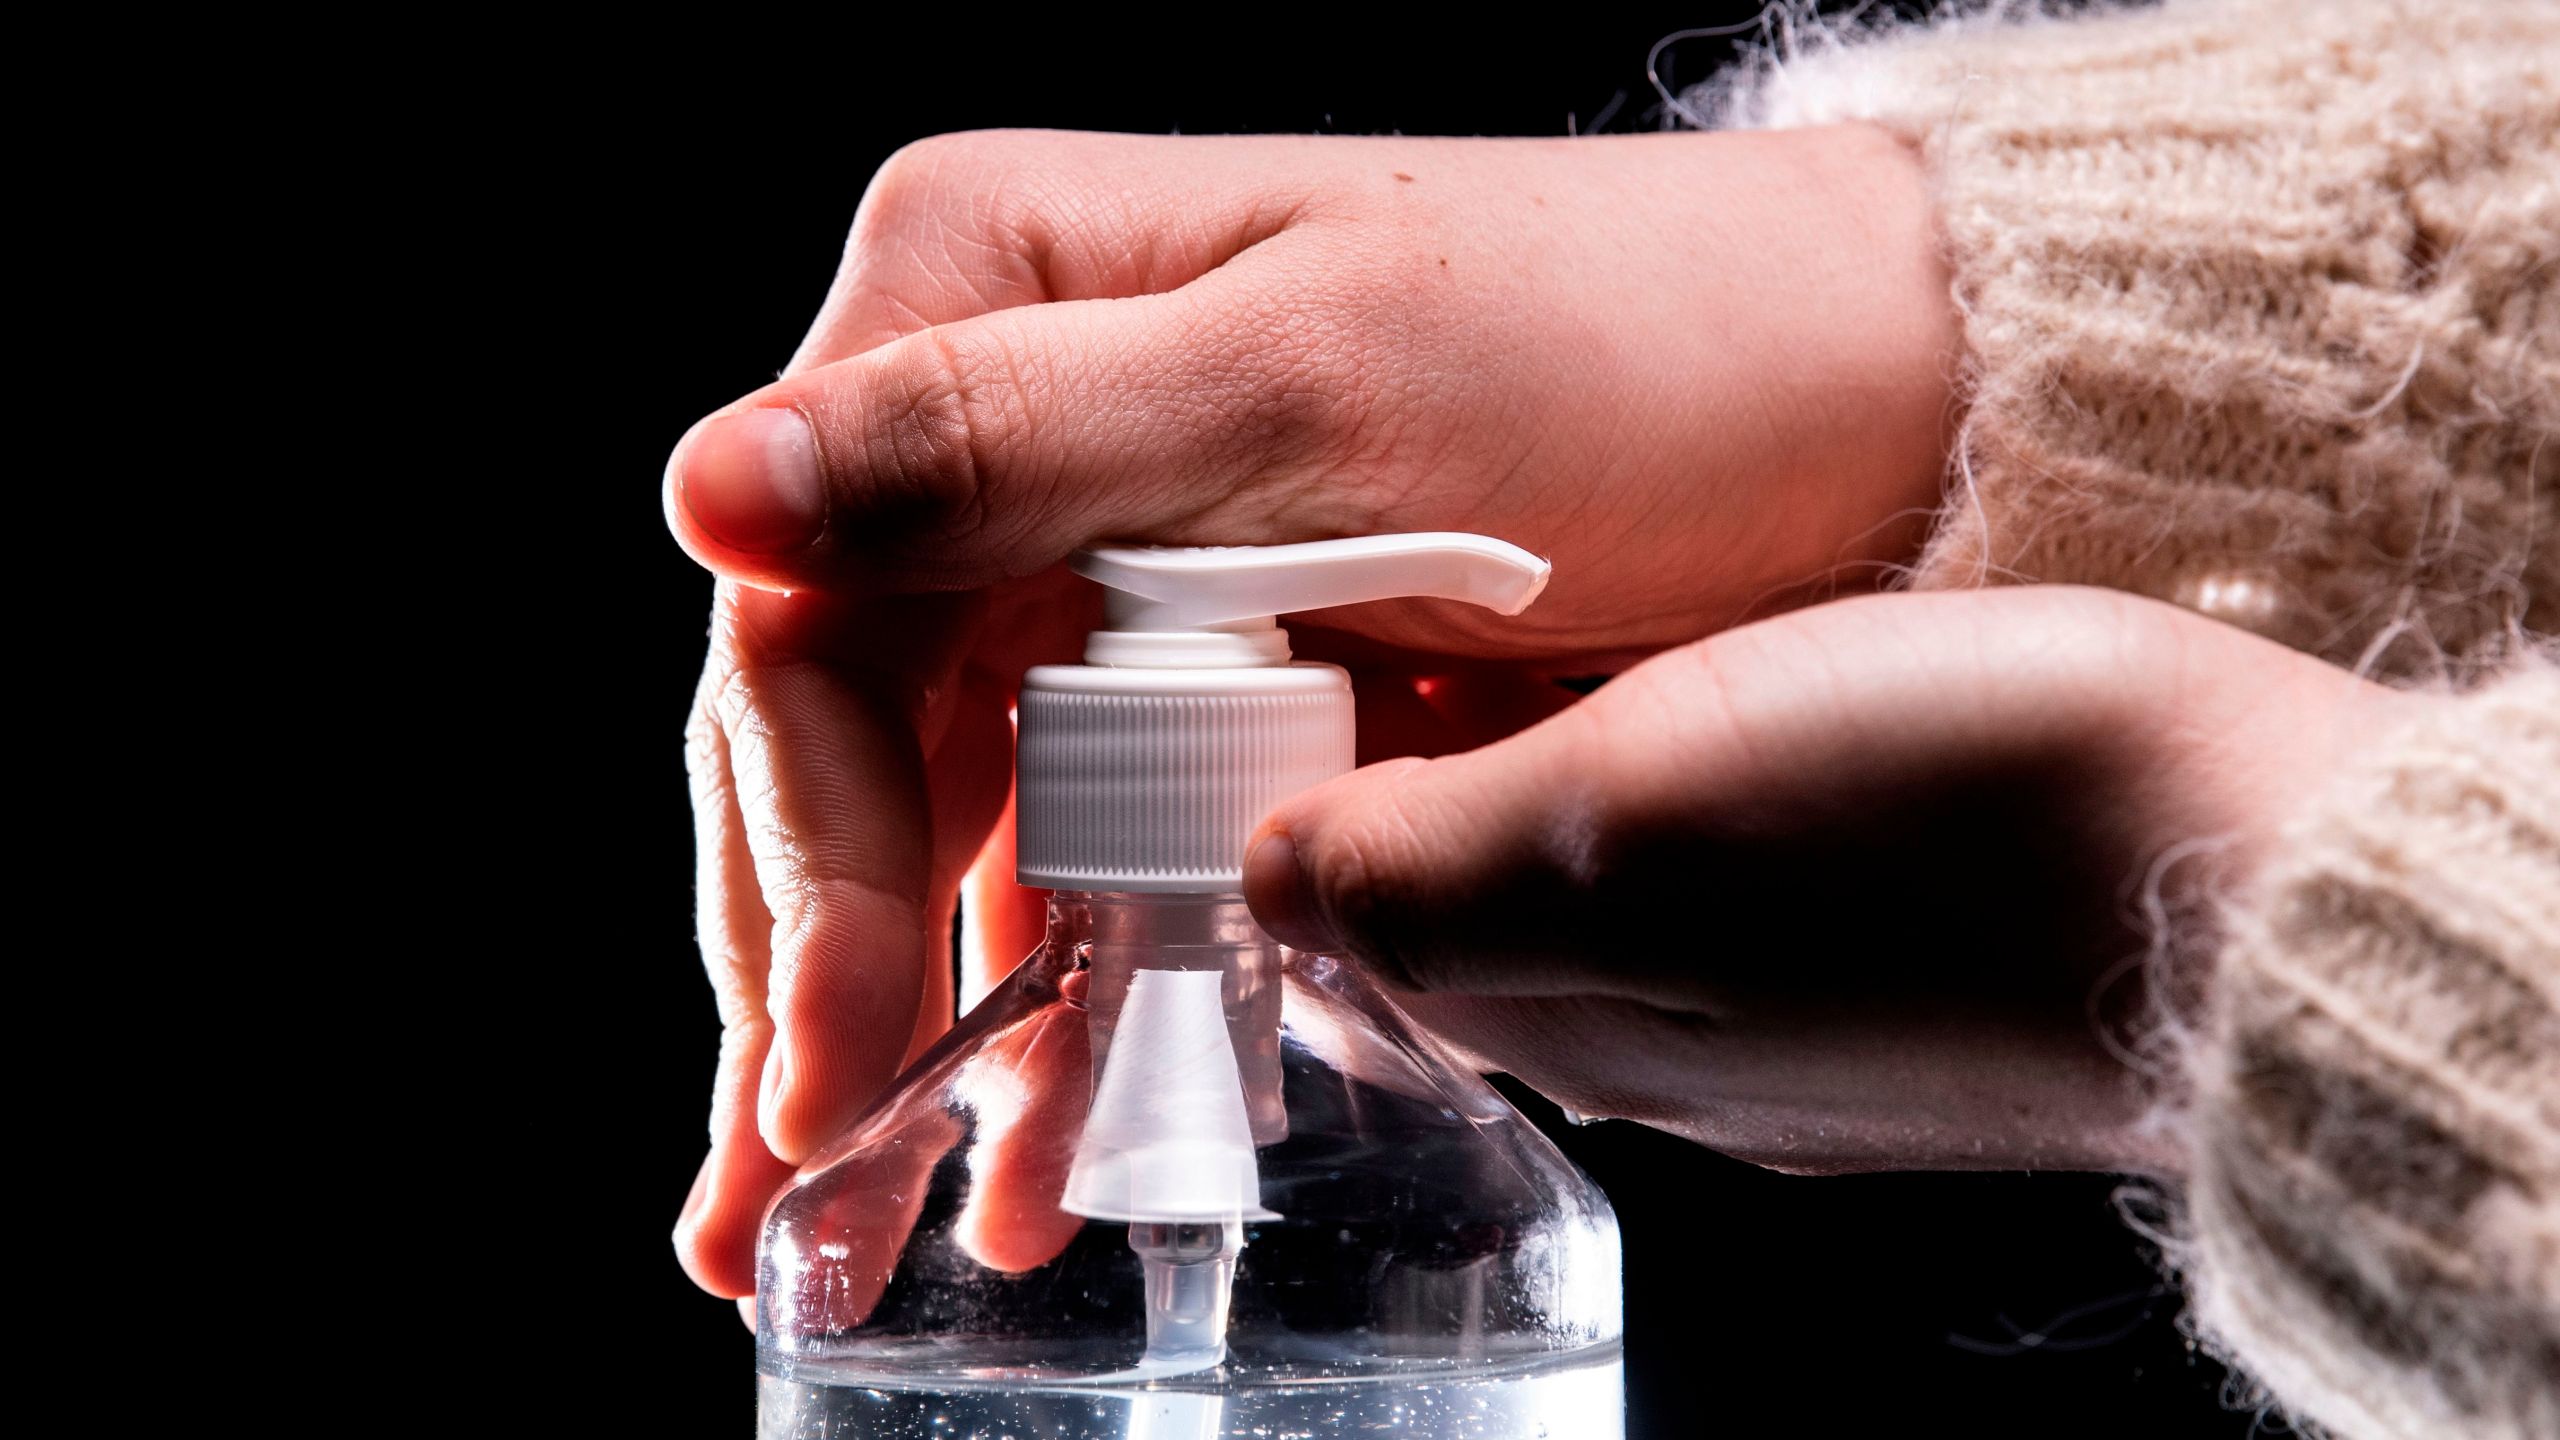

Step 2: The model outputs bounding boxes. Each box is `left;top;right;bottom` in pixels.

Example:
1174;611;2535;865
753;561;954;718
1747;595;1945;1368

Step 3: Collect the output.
755;536;1624;1439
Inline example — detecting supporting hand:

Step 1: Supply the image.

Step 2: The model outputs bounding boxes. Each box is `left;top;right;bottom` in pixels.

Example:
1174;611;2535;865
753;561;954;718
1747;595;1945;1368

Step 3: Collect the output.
1245;589;2404;1174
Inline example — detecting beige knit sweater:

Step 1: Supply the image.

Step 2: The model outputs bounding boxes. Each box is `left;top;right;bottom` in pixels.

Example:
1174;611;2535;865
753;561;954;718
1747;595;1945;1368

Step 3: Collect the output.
1699;3;2559;1436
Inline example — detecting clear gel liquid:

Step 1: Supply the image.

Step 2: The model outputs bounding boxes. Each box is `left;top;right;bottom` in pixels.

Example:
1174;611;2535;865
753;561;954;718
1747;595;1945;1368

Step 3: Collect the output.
757;1351;1624;1440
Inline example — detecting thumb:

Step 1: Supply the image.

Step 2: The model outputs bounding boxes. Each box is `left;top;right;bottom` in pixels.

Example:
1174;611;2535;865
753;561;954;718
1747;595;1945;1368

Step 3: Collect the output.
662;262;1337;598
1241;665;1744;1007
1243;588;2318;1008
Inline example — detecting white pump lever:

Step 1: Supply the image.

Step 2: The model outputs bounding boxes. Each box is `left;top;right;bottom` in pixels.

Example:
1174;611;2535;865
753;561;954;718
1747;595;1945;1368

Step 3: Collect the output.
1074;533;1551;633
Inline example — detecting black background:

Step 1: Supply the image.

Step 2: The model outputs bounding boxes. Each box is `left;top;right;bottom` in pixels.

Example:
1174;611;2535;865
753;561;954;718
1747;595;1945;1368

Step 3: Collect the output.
511;9;2249;1435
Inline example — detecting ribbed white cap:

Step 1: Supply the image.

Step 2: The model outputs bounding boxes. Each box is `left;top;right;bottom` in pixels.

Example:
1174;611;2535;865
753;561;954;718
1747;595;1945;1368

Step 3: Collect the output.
1016;534;1548;894
1016;664;1353;893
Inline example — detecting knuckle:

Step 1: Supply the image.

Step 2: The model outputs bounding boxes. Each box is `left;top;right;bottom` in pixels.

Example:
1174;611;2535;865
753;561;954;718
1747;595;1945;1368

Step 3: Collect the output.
1256;307;1381;455
685;653;748;801
1235;262;1485;528
709;1008;773;1082
684;692;725;781
1175;294;1392;523
862;327;1025;547
860;132;993;227
854;131;1047;271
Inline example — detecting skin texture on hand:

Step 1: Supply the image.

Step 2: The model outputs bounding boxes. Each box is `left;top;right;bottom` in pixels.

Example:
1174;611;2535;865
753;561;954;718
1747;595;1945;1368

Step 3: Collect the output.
1244;588;2408;1176
664;124;1962;1302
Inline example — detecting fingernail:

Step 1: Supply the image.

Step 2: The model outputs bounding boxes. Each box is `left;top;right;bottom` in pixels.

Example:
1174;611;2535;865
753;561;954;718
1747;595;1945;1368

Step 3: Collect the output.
674;407;828;554
1245;832;1342;954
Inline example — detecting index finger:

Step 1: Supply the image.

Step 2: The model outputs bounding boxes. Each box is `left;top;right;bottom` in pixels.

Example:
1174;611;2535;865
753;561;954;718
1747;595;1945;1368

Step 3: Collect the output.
790;129;1333;369
710;582;989;1162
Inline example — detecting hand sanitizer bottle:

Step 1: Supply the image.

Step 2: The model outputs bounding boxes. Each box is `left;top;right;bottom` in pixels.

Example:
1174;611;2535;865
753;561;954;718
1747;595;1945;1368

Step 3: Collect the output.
756;534;1624;1440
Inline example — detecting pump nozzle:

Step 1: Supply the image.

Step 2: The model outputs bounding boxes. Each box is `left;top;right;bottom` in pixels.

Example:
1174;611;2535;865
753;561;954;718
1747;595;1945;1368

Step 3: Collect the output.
1064;969;1278;1226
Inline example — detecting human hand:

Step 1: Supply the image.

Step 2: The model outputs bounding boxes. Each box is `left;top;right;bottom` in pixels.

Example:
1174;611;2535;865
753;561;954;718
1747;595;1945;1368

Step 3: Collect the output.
666;124;1959;1302
1242;588;2409;1174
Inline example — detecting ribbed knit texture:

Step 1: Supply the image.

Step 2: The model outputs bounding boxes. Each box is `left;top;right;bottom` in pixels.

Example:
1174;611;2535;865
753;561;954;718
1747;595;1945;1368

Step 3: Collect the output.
2196;657;2560;1438
1696;4;2560;1436
1708;0;2558;674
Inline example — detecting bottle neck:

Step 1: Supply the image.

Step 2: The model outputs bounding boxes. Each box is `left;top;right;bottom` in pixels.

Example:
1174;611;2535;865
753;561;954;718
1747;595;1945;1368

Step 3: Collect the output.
1055;889;1262;949
1081;618;1292;667
1051;891;1289;1148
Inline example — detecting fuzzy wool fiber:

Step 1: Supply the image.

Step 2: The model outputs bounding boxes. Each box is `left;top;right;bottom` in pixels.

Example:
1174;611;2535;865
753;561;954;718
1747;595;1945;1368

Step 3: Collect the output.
1692;4;2560;1435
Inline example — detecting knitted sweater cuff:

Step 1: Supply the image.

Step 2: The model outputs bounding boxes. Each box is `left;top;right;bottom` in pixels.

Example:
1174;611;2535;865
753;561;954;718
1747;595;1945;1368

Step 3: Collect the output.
2190;654;2560;1438
1705;0;2559;673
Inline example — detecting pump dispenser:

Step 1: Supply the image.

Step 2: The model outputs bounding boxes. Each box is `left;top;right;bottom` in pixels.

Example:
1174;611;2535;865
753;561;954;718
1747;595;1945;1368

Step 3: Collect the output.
756;535;1623;1440
1016;534;1549;894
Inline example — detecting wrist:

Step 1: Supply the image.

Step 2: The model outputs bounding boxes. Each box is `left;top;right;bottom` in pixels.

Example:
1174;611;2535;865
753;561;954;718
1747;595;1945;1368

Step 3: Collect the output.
1747;122;1961;609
